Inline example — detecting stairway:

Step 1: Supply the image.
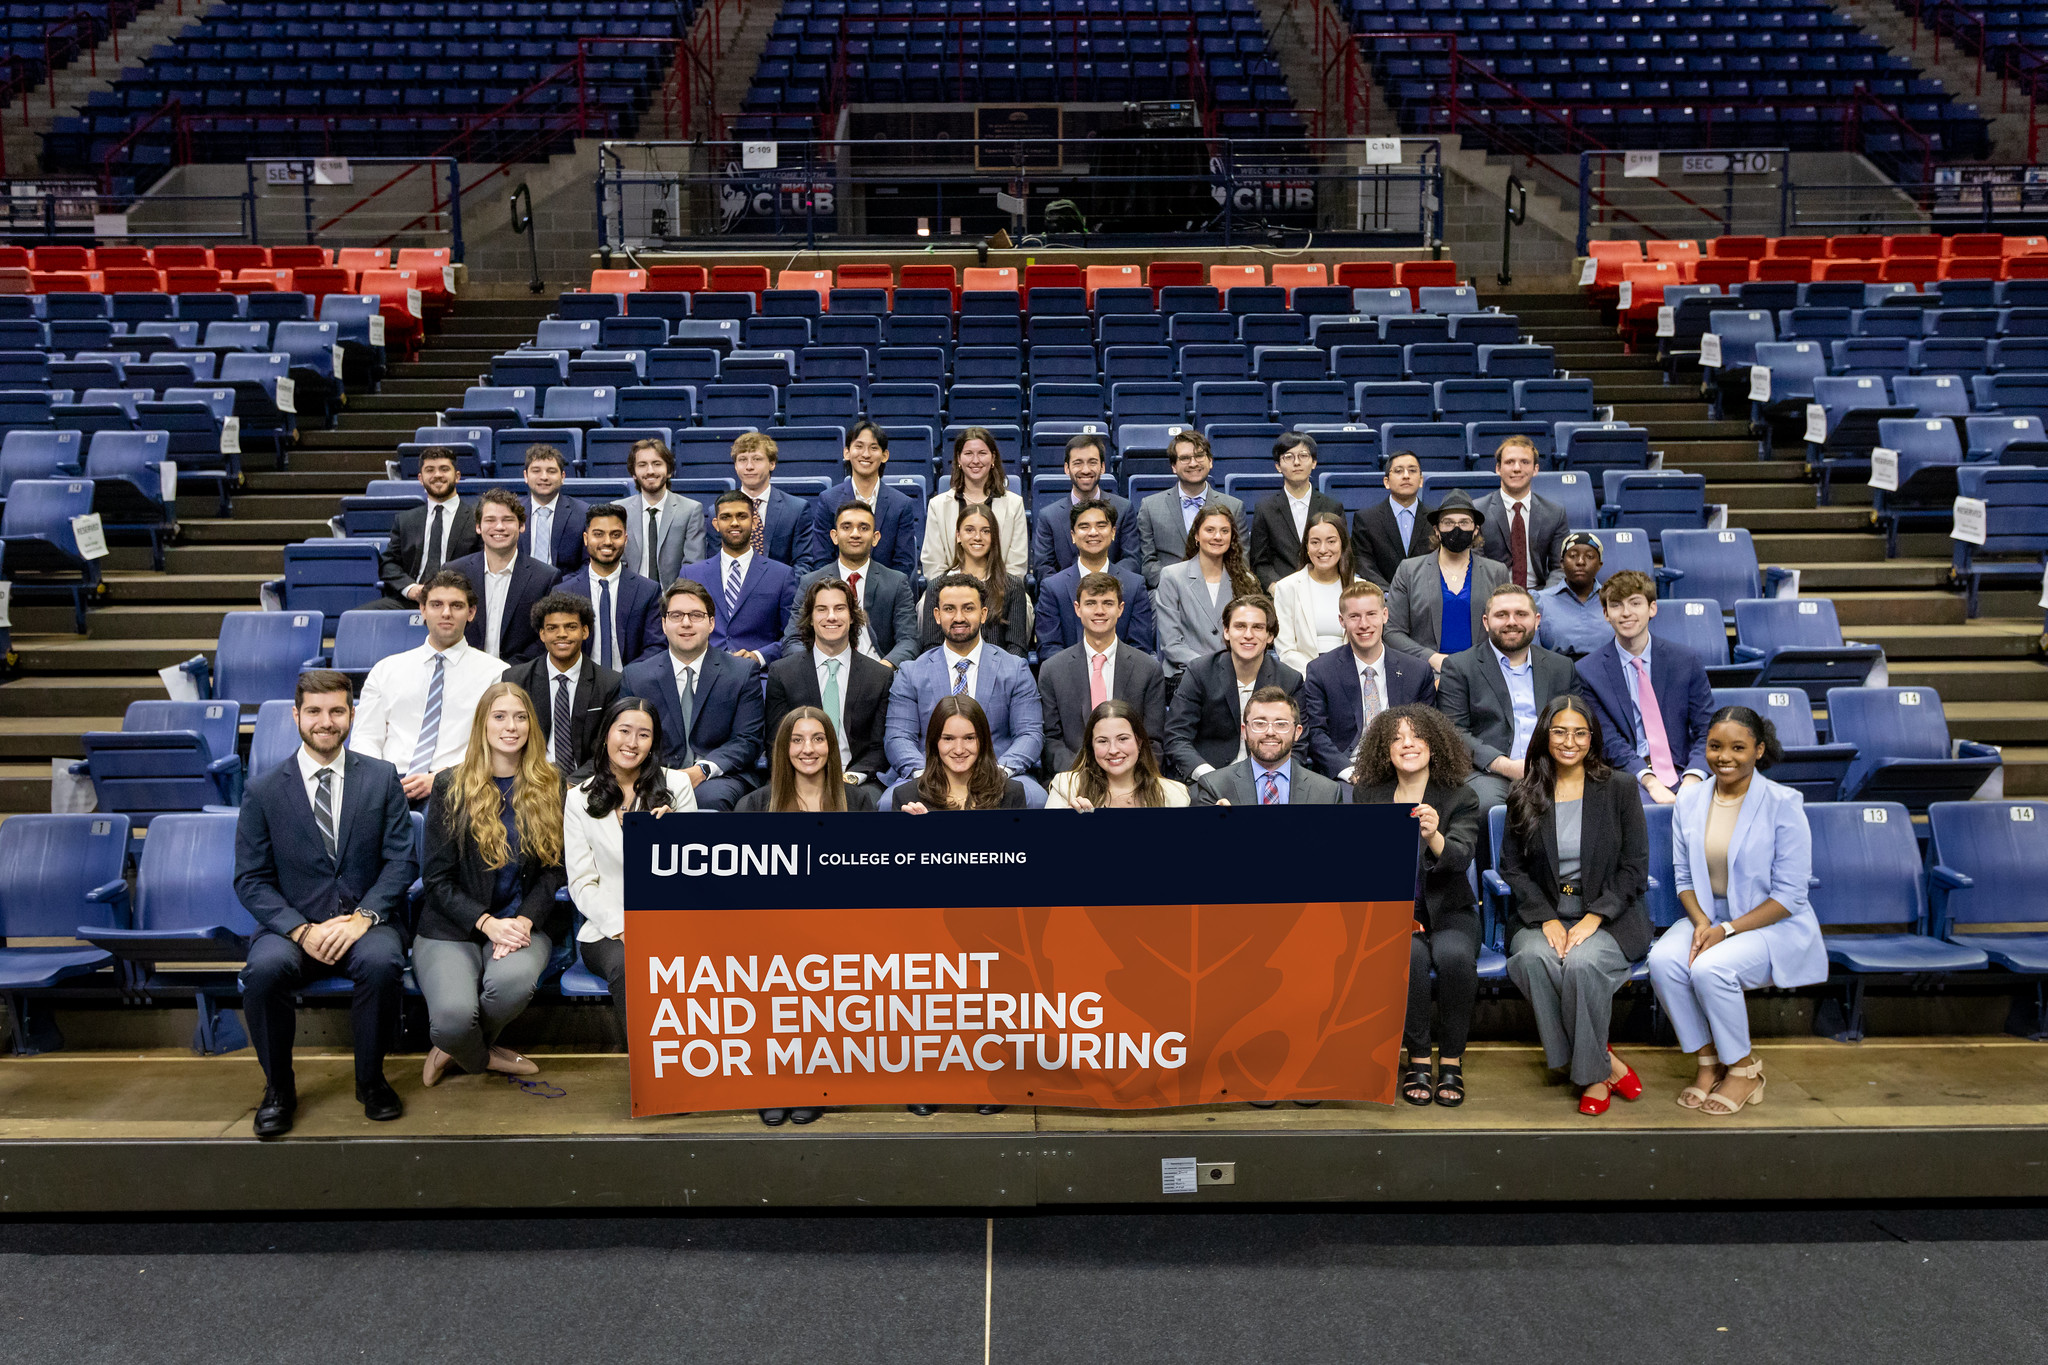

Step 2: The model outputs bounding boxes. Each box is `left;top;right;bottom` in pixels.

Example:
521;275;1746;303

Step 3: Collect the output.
1509;289;2048;795
1836;0;2028;164
0;295;557;812
2;0;208;177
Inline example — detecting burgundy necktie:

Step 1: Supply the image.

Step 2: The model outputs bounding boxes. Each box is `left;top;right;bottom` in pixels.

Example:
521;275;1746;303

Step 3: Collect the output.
1509;503;1529;589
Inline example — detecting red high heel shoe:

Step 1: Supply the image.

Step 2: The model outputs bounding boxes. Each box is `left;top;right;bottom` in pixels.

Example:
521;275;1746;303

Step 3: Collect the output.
1609;1049;1644;1102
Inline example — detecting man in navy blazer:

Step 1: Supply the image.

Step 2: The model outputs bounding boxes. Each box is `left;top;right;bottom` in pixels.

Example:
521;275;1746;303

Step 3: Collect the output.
619;578;765;809
1571;570;1714;804
804;421;919;578
885;572;1046;804
517;441;587;573
444;488;562;663
1029;432;1139;575
675;489;796;665
782;499;921;666
1301;580;1437;779
732;430;810;567
557;503;665;670
233;670;418;1137
1033;497;1156;655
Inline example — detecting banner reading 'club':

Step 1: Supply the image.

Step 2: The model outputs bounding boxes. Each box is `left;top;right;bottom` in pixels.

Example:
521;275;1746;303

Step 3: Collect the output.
622;804;1418;1116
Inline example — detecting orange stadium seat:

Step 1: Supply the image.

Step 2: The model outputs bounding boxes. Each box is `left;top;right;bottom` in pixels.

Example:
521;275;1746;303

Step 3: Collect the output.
962;266;1019;292
99;267;163;292
1085;263;1143;301
1210;264;1264;294
1884;235;1943;258
589;269;647;293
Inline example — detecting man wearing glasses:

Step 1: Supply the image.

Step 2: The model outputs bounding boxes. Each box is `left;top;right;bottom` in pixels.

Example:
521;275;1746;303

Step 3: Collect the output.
1248;432;1343;591
1191;686;1349;806
619;578;764;810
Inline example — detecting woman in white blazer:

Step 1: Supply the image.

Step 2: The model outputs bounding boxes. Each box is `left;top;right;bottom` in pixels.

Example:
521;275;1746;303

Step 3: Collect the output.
1272;511;1353;672
921;427;1029;579
1647;705;1824;1116
1154;503;1262;677
564;696;696;1045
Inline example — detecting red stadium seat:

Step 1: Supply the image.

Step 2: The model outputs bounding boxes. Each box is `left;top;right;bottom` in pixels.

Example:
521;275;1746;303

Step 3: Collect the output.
1948;233;2003;257
269;245;331;269
359;267;427;355
91;246;152;268
1333;260;1398;289
1396;259;1460;304
1706;236;1768;260
291;267;354;299
2005;255;2048;279
397;248;455;315
163;266;224;292
1879;258;1939;286
1817;258;1879;282
1766;237;1828;260
32;246;91;271
835;263;894;303
1752;257;1813;282
0;246;29;269
212;245;271;273
1884;235;1944;259
99;267;163;293
898;263;959;305
1827;235;1885;260
150;246;210;268
1942;256;2005;280
1690;258;1751;287
1581;240;1642;301
644;264;706;291
1022;263;1082;290
30;271;96;292
707;264;770;301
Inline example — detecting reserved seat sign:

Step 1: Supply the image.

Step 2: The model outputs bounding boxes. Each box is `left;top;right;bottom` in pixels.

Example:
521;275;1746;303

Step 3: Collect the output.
621;805;1418;1115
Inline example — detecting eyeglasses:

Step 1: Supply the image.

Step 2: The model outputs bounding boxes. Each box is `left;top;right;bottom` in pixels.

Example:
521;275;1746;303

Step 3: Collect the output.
664;610;710;624
1245;719;1294;734
1547;727;1592;742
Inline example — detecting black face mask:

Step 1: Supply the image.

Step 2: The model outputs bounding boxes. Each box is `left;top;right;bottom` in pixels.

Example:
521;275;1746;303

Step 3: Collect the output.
1438;526;1475;552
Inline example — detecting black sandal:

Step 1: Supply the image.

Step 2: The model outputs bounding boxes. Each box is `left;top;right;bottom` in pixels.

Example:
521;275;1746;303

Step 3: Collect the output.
1434;1063;1466;1108
1401;1062;1436;1107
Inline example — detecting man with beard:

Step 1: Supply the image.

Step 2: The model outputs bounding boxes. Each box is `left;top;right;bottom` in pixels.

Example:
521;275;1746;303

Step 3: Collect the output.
1437;583;1576;813
375;446;478;605
883;572;1045;804
557;504;664;669
1190;686;1348;806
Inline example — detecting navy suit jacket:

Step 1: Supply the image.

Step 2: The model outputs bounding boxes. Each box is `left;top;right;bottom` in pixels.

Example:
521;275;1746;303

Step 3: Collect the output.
1572;636;1716;780
884;642;1044;781
557;564;666;668
519;492;588;574
620;646;765;775
1300;644;1438;777
1029;492;1141;576
757;485;810;566
677;552;797;664
445;550;562;663
1033;561;1157;656
232;750;418;941
805;478;919;579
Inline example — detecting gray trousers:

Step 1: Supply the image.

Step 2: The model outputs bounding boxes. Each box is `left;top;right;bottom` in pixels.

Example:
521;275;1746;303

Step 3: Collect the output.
1506;924;1632;1086
413;933;553;1076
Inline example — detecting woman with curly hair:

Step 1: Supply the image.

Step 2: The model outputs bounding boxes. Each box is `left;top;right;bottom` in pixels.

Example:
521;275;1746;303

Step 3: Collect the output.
1155;502;1264;679
1047;699;1189;809
417;681;567;1086
1351;704;1482;1108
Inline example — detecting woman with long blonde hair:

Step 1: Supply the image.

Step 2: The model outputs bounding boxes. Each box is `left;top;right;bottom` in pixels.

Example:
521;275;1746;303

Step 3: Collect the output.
417;681;568;1086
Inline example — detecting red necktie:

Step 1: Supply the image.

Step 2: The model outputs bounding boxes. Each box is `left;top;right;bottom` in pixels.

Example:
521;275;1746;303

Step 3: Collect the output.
749;498;766;557
1509;502;1529;589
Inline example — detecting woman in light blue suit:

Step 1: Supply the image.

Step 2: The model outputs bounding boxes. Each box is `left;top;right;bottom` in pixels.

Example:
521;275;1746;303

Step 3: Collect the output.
1647;705;1825;1116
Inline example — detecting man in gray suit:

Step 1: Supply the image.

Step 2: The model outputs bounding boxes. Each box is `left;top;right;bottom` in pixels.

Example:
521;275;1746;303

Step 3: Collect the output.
621;437;705;587
1473;434;1569;591
1191;686;1348;806
1137;430;1245;588
1038;570;1168;775
780;499;920;667
1436;582;1576;813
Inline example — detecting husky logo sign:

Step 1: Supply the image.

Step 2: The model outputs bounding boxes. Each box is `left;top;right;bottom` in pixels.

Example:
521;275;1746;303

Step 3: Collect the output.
717;158;837;235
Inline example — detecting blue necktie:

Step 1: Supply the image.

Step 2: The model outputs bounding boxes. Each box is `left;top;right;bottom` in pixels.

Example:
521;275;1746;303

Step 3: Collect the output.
408;652;446;776
1260;771;1281;805
596;577;613;670
952;658;970;695
725;557;743;620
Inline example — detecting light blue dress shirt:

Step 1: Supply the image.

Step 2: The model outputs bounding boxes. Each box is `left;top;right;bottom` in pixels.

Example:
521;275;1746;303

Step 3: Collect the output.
1619;634;1656;764
1536;581;1610;656
1251;760;1291;804
1494;644;1538;761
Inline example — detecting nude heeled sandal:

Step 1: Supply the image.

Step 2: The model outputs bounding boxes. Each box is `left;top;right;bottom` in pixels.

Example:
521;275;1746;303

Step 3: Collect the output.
1699;1056;1765;1116
1677;1052;1719;1110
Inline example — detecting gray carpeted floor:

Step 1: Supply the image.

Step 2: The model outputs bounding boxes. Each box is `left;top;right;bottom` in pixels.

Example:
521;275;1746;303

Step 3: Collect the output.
4;1206;2046;1364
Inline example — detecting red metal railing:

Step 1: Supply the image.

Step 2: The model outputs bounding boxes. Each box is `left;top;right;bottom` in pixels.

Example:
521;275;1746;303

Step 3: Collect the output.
1904;0;2048;159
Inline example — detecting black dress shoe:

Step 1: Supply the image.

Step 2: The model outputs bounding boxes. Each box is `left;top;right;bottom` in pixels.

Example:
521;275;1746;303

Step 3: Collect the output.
1248;1101;1278;1109
788;1108;822;1125
1292;1100;1322;1108
759;1108;788;1126
253;1086;296;1139
976;1105;1007;1115
357;1079;403;1122
906;1104;936;1117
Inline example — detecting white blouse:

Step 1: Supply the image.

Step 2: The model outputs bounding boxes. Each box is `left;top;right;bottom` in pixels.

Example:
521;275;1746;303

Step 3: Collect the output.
564;769;699;941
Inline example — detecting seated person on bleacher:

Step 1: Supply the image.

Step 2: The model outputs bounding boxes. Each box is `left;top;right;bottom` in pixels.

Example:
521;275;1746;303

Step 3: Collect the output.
1571;569;1714;807
558;503;664;671
1030;432;1138;575
1155;504;1263;681
1038;570;1168;777
1034;499;1156;656
619;579;764;811
1475;435;1568;591
445;488;562;664
921;426;1029;580
1352;450;1428;589
1385;490;1509;672
1272;512;1356;673
375;446;478;606
1162;593;1303;784
518;442;586;573
785;500;921;667
1249;431;1343;591
731;431;809;567
1436;583;1575;814
1190;686;1349;807
352;569;508;804
1301;580;1436;781
1137;429;1246;589
1536;531;1612;659
884;572;1046;805
502;590;621;773
234;669;418;1138
676;489;796;666
622;437;705;587
804;421;919;580
916;503;1029;656
765;575;893;790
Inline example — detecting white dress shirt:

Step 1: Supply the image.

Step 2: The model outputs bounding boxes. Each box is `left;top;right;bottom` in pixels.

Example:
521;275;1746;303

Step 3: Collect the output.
1234;675;1255;763
670;648;720;777
416;492;461;580
1286;488;1312;542
1499;492;1536;586
565;772;699;940
297;746;386;923
813;642;858;771
837;558;879;657
481;554;516;659
584;562;624;669
528;495;558;567
351;637;505;773
718;546;754;604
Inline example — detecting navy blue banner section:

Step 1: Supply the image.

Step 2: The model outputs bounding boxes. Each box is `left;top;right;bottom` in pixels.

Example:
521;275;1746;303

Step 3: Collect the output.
623;804;1419;913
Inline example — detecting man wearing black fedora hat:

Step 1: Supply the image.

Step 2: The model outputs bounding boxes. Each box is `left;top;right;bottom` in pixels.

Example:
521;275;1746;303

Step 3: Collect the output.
1385;489;1511;673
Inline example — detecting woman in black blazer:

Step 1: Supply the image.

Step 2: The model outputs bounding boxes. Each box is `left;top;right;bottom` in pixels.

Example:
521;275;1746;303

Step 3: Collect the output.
417;682;568;1087
1501;695;1650;1115
916;503;1031;656
1352;704;1483;1108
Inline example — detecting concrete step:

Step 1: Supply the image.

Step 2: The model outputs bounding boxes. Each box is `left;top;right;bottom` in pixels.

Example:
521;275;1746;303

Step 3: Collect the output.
244;471;389;494
1851;621;2043;660
102;571;273;603
0;675;177;715
12;603;255;641
1792;559;1953;590
9;636;220;673
1716;482;1818;510
1990;746;2048;796
0;762;55;814
0;717;125;760
1887;659;2048;703
1726;506;1875;533
180;518;331;544
1823;591;1966;627
1943;705;2048;747
1687;460;1810;482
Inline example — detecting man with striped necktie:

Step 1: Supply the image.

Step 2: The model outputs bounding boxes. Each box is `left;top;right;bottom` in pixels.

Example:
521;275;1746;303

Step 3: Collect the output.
351;569;507;805
676;488;796;667
1190;686;1350;807
502;590;621;774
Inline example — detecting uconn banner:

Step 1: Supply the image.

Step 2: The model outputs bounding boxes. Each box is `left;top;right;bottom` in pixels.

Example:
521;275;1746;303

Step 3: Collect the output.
621;805;1417;1115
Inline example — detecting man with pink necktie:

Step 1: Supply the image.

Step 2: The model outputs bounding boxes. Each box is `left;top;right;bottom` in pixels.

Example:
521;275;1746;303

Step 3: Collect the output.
1037;570;1167;776
1571;569;1715;805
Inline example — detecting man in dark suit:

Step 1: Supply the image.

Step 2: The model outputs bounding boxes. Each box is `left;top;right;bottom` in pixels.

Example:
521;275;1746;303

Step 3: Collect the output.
1039;569;1168;775
1191;686;1349;805
233;669;418;1138
1034;498;1156;656
732;430;810;567
1571;569;1714;805
1162;594;1304;783
765;575;892;785
1302;580;1438;779
444;487;561;663
783;499;920;666
1351;449;1428;588
1438;582;1576;812
558;503;665;670
376;445;479;605
619;578;764;809
676;488;797;665
1474;434;1569;591
502;590;621;772
803;421;919;578
1030;432;1139;575
517;441;587;574
1250;431;1344;589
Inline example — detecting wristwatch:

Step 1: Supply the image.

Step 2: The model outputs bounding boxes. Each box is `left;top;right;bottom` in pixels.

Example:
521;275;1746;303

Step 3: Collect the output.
1721;921;1741;936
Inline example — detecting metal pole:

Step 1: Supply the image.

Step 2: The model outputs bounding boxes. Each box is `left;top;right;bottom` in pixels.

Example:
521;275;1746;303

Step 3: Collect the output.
446;159;464;263
1778;153;1790;236
300;161;313;245
1724;162;1734;239
1499;173;1527;287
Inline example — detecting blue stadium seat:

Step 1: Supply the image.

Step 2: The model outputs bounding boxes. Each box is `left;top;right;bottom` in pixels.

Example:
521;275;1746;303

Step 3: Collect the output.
1731;597;1885;708
1435;379;1514;424
1404;343;1480;381
1952;465;2048;616
0;477;101;629
1871;415;1963;555
1659;529;1794;614
557;292;624;322
1929;801;2048;1030
1531;470;1600;533
1710;686;1857;802
1599;472;1707;544
276;541;384;628
1592;527;1656;585
1514;377;1598;423
73;713;242;828
1891;373;1970;422
1554;422;1651;483
326;607;428;682
248;699;298;783
1648;597;1739;682
0;429;84;496
192;610;327;711
1963;415;2048;465
84;429;174;570
1272;381;1348;428
1829;686;2001;814
1384;422;1468;472
0;814;130;1050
